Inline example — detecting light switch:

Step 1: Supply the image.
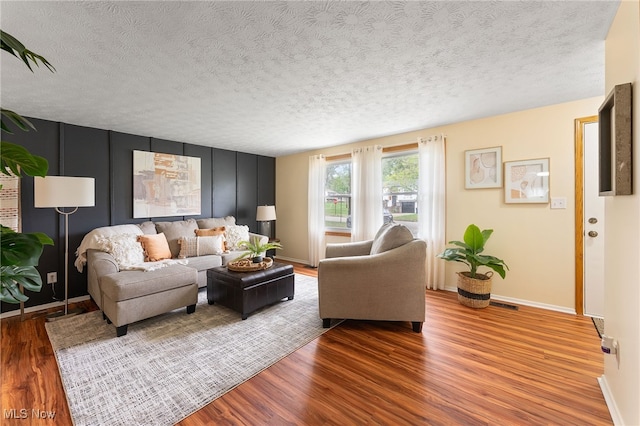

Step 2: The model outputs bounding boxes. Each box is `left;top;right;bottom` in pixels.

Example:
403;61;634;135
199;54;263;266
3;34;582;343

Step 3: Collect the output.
550;197;567;209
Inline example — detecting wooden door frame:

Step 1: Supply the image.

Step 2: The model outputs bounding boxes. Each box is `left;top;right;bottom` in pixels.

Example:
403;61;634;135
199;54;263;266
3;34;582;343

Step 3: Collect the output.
574;115;599;316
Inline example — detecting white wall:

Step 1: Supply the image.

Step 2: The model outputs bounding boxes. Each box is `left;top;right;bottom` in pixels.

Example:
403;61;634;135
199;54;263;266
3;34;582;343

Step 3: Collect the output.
601;1;640;424
276;97;602;310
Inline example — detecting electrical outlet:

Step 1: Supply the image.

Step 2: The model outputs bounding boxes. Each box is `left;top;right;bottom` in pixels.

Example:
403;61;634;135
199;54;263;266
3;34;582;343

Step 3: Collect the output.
550;197;567;209
47;272;57;284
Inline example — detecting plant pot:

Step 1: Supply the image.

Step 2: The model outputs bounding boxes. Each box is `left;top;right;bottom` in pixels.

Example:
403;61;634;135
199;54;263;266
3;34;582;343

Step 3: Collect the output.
251;256;263;264
457;271;493;308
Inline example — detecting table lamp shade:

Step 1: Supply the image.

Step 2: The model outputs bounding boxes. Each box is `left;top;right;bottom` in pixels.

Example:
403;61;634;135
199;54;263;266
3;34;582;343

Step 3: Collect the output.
34;176;95;208
256;205;276;221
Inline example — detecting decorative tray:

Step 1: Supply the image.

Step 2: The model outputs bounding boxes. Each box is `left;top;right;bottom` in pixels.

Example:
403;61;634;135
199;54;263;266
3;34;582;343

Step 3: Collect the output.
227;257;273;272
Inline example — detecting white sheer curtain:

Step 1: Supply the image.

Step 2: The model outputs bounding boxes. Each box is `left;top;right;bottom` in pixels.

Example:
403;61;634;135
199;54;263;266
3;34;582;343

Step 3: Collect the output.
418;135;446;290
308;155;326;267
351;145;383;241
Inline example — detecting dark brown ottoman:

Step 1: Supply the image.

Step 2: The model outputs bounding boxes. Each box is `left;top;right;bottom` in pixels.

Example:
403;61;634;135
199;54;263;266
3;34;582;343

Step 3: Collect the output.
207;262;295;319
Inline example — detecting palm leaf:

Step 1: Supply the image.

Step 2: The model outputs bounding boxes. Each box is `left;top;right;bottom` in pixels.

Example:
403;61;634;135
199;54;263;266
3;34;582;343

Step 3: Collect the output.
1;30;55;72
1;108;37;134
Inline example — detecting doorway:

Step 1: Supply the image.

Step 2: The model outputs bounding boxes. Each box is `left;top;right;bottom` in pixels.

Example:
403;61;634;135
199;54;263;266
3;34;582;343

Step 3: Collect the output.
574;115;605;317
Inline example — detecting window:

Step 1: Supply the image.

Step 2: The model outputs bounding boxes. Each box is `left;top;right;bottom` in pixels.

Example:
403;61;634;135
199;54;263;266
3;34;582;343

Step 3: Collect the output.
324;160;351;230
382;151;419;236
322;147;419;235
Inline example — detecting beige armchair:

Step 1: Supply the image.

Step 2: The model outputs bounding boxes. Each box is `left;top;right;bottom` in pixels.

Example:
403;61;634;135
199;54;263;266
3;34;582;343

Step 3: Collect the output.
318;224;427;332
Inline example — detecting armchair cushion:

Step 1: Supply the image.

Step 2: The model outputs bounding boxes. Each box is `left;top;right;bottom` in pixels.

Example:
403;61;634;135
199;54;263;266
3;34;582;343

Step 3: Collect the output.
370;223;414;254
326;240;373;258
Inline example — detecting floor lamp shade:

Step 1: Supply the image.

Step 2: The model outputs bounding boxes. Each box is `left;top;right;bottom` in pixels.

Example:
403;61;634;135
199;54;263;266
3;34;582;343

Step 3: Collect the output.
34;176;95;208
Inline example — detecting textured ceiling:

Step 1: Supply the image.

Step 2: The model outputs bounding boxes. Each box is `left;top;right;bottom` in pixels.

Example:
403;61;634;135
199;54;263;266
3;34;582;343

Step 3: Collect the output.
1;1;619;157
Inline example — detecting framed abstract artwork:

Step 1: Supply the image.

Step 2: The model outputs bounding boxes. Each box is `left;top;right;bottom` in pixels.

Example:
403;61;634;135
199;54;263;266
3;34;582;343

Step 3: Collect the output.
465;146;502;189
133;150;201;218
598;82;632;196
504;158;550;204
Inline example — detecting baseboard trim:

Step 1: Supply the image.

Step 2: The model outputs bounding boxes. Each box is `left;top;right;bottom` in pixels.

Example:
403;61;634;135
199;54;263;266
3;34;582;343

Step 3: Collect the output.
598;375;624;425
0;295;91;319
276;255;311;266
442;286;576;315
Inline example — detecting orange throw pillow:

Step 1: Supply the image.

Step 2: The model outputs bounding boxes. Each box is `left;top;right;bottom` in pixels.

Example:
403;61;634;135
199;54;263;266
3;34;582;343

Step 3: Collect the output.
137;233;172;262
195;226;225;236
195;227;227;251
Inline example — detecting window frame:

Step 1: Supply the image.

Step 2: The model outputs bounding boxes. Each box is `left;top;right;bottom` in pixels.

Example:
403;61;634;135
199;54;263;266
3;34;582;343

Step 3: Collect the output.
382;148;419;236
323;155;352;234
321;143;419;236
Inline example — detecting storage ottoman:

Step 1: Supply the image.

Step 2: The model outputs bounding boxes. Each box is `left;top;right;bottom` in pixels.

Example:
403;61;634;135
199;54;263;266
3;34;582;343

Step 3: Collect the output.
207;262;295;319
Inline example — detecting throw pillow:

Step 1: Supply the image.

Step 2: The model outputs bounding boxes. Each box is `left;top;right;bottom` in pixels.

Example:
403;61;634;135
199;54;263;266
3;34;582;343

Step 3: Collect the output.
370;223;414;255
225;224;250;250
177;235;225;258
195;226;225;236
137;233;173;262
95;233;145;268
196;226;227;251
154;219;198;257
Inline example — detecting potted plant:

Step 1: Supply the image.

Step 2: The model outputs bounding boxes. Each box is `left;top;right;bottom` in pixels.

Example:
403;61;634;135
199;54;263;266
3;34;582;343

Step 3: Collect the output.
236;238;283;264
1;30;55;303
437;224;508;308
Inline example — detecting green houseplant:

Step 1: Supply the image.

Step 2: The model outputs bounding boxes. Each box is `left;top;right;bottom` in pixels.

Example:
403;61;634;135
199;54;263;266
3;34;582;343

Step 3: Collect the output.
437;224;508;308
0;30;55;303
236;238;283;264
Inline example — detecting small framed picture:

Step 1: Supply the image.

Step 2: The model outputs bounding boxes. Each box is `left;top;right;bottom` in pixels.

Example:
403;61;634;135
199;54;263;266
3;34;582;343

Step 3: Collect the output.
504;158;550;203
465;147;502;189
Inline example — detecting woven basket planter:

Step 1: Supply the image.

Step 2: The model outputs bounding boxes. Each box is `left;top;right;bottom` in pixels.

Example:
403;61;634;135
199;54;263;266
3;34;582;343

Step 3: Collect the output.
457;271;493;308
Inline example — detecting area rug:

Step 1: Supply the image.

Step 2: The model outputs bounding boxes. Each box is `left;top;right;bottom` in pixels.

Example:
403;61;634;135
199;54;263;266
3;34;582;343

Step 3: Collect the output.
45;274;335;426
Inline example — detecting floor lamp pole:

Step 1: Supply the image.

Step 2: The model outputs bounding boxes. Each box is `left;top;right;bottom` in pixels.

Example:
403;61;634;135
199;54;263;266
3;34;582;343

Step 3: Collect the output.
47;207;79;320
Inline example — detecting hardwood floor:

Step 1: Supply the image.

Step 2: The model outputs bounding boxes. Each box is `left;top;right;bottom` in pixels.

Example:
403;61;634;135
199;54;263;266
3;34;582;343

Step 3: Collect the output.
1;261;611;425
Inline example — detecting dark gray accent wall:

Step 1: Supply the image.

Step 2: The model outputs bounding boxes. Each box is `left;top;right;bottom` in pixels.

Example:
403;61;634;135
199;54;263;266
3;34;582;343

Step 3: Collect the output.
62;124;110;299
184;144;213;219
236;152;257;226
110;131;150;225
1;118;275;314
257;155;277;237
212;149;237;218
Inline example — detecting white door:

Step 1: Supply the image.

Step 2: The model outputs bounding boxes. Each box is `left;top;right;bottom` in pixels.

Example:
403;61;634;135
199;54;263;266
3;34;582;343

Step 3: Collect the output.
583;121;605;317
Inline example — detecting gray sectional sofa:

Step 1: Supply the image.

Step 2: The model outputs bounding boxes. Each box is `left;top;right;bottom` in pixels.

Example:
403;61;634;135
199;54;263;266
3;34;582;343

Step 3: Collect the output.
75;216;267;336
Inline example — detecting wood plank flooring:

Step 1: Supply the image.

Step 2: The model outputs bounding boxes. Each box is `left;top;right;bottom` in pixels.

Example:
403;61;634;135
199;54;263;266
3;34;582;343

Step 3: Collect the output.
1;261;611;425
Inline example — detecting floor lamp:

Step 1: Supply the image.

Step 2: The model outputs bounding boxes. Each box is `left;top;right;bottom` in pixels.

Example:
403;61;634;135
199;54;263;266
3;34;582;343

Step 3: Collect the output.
256;205;276;240
34;176;95;320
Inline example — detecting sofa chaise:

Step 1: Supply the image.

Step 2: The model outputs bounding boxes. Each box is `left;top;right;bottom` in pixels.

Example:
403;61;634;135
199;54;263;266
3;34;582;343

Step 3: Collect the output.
75;216;267;336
